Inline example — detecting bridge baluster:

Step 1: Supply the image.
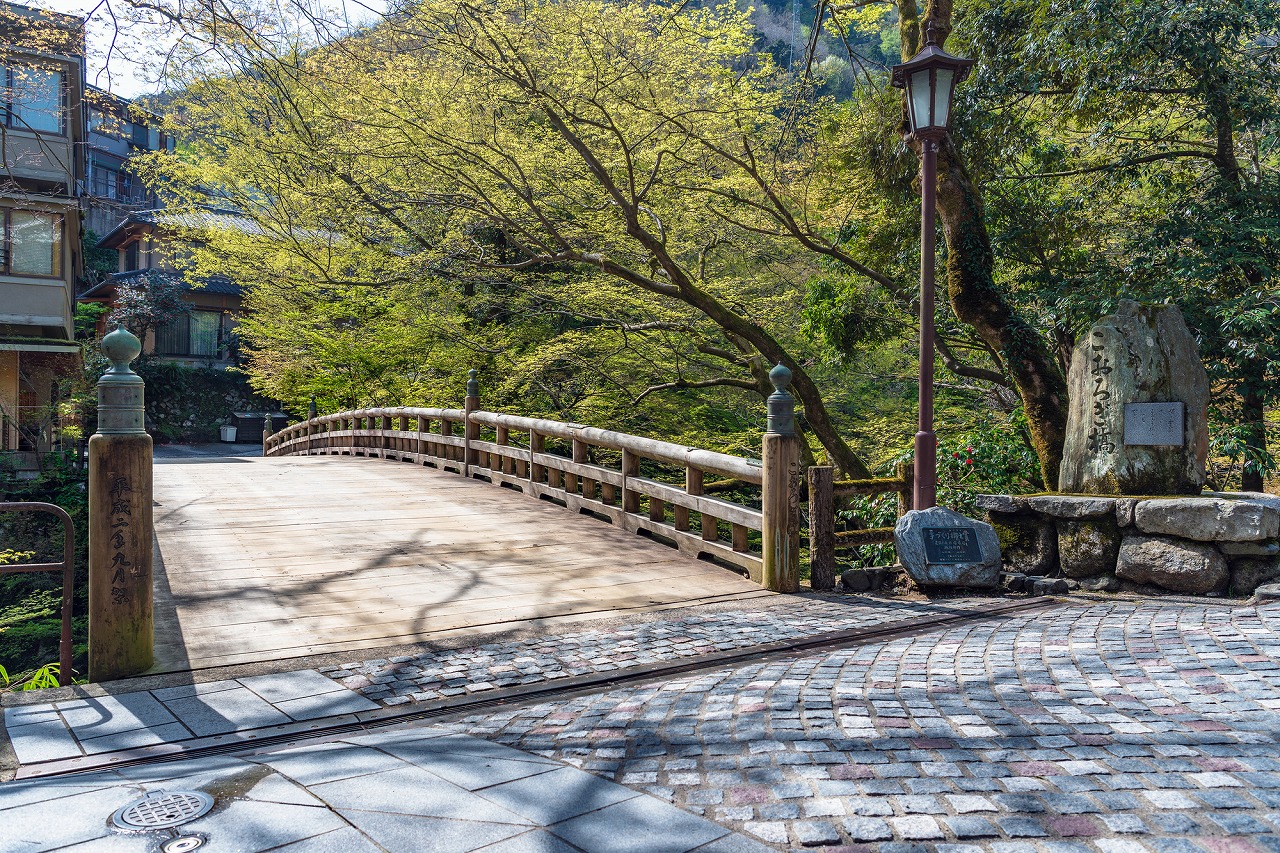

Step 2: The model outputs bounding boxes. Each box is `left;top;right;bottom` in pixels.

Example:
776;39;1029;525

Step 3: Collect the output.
529;429;544;484
621;450;639;513
674;466;698;532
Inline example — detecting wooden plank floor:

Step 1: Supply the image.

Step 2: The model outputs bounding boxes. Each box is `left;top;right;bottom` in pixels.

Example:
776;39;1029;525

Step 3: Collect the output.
151;454;767;672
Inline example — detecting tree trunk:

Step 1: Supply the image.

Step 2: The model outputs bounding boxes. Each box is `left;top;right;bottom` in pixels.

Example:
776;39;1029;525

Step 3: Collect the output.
933;148;1069;488
1241;369;1266;493
899;0;1071;488
1207;78;1267;492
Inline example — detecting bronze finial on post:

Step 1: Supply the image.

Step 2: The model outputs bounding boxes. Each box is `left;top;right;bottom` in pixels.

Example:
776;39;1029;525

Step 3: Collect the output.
761;364;801;592
308;396;318;421
464;369;481;477
88;327;154;681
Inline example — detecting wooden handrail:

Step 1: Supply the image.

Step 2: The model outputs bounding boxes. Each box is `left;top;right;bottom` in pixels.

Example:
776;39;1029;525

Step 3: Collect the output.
265;406;769;581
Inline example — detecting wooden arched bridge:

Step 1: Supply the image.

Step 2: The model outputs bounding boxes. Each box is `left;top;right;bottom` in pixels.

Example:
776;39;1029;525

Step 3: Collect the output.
150;375;912;673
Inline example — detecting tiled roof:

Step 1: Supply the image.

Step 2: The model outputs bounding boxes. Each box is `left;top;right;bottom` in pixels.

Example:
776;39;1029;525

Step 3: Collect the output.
131;208;276;238
80;269;243;299
98;206;281;247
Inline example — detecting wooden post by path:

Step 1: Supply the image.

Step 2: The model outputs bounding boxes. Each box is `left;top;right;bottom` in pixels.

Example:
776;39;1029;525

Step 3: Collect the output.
88;328;153;681
808;465;836;590
464;370;480;477
761;364;801;593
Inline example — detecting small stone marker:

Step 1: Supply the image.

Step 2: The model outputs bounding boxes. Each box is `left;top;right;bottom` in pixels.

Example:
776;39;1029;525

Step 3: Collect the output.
1059;300;1209;495
894;506;1001;588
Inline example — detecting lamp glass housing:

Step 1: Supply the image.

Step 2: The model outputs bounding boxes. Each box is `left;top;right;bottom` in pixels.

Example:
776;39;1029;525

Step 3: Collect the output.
891;40;975;137
909;70;931;132
932;68;954;128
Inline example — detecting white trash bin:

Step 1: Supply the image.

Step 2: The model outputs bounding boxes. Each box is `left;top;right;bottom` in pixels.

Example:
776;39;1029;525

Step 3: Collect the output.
219;425;238;443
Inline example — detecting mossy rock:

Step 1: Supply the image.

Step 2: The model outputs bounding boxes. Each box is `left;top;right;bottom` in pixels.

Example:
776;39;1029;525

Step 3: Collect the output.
989;512;1057;576
1057;518;1121;578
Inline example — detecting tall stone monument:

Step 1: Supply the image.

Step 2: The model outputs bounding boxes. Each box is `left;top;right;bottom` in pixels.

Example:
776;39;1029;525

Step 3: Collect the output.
1058;301;1209;495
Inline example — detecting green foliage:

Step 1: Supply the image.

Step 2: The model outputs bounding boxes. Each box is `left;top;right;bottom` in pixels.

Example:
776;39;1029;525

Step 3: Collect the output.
0;661;69;692
74;302;107;343
132;359;278;441
82;229;118;283
0;461;89;680
953;0;1280;486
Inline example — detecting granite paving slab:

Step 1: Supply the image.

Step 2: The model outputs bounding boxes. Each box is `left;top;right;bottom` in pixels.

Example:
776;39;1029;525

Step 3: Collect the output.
160;686;293;736
0;726;750;853
2;667;378;768
5;717;82;764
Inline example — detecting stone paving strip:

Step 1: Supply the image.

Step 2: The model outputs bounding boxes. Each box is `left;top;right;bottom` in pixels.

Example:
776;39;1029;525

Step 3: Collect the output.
3;670;381;765
321;596;998;707
443;599;1280;852
0;724;770;852
2;595;997;770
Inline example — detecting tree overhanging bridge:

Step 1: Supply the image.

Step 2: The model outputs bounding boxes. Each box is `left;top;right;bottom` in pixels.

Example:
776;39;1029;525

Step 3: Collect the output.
148;372;915;673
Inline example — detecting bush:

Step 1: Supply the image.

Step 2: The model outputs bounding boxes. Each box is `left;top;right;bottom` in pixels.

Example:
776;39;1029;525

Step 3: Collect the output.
0;458;89;680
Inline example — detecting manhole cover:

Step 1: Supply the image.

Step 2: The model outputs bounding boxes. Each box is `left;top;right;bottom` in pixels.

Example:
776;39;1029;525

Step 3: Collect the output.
111;791;214;831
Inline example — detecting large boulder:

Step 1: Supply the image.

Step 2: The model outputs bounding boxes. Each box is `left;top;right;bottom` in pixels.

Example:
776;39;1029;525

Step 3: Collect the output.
1134;497;1280;542
1058;301;1209;495
1058;518;1122;578
894;506;1001;588
1115;535;1228;594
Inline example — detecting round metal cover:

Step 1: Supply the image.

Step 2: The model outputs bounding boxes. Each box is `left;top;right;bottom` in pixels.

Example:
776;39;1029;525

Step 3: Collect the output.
162;836;206;853
111;791;214;831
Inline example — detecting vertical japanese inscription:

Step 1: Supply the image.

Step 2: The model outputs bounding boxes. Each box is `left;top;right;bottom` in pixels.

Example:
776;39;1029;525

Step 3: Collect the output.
1086;330;1116;455
108;475;132;606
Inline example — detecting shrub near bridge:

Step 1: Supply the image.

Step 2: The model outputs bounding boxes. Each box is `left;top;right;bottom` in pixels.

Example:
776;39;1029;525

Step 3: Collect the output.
0;458;88;684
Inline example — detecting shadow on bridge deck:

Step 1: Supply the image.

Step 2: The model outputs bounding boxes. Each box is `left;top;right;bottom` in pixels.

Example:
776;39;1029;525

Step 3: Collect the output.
150;454;768;673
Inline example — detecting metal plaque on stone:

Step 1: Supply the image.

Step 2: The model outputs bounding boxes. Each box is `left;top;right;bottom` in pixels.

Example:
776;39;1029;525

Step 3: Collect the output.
921;526;983;564
1123;402;1185;446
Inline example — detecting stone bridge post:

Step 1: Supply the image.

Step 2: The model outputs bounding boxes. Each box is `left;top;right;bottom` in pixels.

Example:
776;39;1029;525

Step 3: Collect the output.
761;364;801;592
88;328;154;681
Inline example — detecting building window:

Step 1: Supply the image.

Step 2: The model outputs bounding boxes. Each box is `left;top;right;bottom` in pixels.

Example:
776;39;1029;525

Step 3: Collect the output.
123;241;139;271
4;211;63;277
6;65;63;134
92;164;119;198
156;310;229;359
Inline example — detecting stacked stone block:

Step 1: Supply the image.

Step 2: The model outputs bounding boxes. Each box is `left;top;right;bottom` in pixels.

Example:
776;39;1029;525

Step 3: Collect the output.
978;493;1280;596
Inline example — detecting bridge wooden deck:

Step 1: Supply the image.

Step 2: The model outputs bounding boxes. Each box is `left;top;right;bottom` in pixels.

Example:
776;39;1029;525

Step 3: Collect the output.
151;454;768;672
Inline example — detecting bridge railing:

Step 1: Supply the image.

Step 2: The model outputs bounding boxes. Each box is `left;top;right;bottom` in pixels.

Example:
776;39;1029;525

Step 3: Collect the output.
265;402;769;581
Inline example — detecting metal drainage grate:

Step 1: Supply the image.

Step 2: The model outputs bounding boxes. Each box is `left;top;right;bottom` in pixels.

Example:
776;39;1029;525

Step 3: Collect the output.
111;791;214;832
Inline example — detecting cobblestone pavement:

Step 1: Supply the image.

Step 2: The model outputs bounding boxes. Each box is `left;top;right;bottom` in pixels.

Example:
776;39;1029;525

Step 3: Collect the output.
439;599;1280;852
322;596;999;706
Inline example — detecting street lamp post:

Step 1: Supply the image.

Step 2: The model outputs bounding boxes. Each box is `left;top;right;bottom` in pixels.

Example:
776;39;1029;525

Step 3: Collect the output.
890;28;974;511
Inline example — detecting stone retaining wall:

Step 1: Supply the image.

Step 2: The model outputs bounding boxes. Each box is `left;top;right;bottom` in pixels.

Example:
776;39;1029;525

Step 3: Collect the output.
977;492;1280;596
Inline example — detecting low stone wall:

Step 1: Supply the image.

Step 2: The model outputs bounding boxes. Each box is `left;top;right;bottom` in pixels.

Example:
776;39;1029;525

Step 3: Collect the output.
977;493;1280;597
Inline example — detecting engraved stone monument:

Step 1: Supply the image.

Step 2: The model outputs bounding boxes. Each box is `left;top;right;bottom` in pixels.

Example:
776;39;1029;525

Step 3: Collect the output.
1058;301;1209;495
